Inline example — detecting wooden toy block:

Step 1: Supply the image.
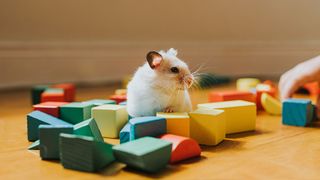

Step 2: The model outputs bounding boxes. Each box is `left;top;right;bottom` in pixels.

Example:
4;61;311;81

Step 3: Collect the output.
73;118;104;142
28;140;40;150
312;104;318;121
122;75;132;89
256;84;277;110
236;78;260;91
119;101;127;106
41;88;66;102
209;90;256;103
39;125;73;159
60;102;94;124
303;82;319;95
156;112;190;137
115;89;127;95
112;137;172;173
261;93;282;115
119;123;130;144
60;133;115;172
110;95;127;104
82;99;116;107
188;109;226;145
92;105;128;138
198;100;256;134
52;83;76;102
282;99;313;127
27;111;72;141
159;134;201;163
33;102;69;117
129;116;166;140
31;85;49;105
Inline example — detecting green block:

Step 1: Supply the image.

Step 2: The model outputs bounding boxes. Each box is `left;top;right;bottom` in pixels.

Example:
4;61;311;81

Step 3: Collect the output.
60;133;115;172
31;85;49;105
39;125;73;159
112;137;172;173
74;118;104;142
28;140;40;150
82;99;116;107
60;102;94;124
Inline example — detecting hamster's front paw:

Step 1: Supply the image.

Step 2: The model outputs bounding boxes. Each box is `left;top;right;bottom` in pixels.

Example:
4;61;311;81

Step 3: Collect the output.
164;107;174;113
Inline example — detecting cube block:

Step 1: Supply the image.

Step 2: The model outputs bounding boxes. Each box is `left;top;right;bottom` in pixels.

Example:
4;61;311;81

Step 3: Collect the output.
73;118;104;142
52;83;76;102
33;102;69;117
209;90;256;103
156;112;190;137
129;116;166;140
41;88;66;102
60;102;94;124
282;99;313;127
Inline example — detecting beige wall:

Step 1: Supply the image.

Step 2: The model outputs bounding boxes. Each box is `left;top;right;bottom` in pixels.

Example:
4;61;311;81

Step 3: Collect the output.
1;0;320;89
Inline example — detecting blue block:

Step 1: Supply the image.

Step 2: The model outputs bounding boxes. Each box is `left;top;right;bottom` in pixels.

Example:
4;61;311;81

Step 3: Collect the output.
129;116;166;140
119;123;130;144
282;99;313;127
27;111;72;141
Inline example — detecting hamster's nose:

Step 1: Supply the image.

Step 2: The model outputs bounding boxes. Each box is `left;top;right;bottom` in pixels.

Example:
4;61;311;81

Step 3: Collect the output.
185;75;194;88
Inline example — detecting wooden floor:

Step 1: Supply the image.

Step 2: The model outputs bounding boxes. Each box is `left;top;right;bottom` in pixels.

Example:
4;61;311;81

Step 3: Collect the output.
1;83;320;179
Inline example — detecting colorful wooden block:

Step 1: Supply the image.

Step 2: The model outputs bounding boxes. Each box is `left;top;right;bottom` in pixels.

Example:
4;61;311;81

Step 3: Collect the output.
60;102;94;124
119;123;130;144
41;88;66;102
282;99;313;127
303;82;319;95
119;101;127;106
27;111;72;141
198;100;256;134
60;133;115;172
73;118;104;142
312;104;318;121
122;75;132;89
256;84;277;110
92;105;128;138
129;116;166;140
188;109;226;145
209;90;256;103
33;102;69;117
261;93;282;115
236;78;260;91
31;85;49;105
156;112;190;137
112;137;172;173
159;134;201;163
115;89;127;95
52;83;76;102
39;125;73;159
82;99;116;107
110;95;127;104
28;140;40;150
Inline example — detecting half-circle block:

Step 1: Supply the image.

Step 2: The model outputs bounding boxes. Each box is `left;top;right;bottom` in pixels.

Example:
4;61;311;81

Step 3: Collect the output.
159;134;201;163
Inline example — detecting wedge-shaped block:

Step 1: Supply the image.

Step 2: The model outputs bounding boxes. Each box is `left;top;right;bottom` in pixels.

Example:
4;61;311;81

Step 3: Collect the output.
110;95;127;104
27;111;72;141
52;83;76;102
261;93;282;115
129;116;166;140
28;140;40;150
60;134;115;172
60;102;94;124
31;85;49;105
33;102;69;117
159;134;201;163
41;88;66;102
236;78;260;91
74;118;104;142
209;90;256;103
39;125;73;159
82;99;116;107
92;105;128;138
188;109;225;145
198;100;256;134
282;99;313;127
119;123;130;144
112;137;172;173
156;112;190;137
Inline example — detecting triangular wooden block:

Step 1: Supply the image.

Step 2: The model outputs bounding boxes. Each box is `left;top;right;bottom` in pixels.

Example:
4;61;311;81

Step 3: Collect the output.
73;118;104;142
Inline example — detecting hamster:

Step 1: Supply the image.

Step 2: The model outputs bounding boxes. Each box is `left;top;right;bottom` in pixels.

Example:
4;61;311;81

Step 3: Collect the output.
127;48;194;117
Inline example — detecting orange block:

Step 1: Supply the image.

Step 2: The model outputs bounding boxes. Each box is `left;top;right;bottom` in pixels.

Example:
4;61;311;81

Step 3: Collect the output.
209;90;256;103
33;102;69;117
110;95;127;104
303;82;319;96
53;83;76;102
256;84;277;110
159;134;201;164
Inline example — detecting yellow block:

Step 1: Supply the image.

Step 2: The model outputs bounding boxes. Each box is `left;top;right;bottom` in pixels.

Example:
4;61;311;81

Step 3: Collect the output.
198;100;256;134
156;112;190;137
92;105;128;138
122;76;132;89
188;109;226;146
236;78;260;91
115;89;127;95
261;93;282;115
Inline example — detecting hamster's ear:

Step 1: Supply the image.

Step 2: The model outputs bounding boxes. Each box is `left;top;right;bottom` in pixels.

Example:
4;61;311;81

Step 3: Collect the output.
167;48;178;56
146;51;163;69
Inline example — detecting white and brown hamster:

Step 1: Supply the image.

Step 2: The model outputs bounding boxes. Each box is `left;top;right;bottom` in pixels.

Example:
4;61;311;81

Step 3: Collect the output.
127;48;194;117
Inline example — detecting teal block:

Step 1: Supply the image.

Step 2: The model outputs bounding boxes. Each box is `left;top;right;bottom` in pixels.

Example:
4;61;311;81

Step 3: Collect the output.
31;85;49;105
74;118;104;142
112;137;172;173
129;116;166;140
282;99;313;127
119;123;130;144
27;111;72;141
60;133;115;172
39;125;73;159
28;140;40;150
83;99;116;106
60;102;94;124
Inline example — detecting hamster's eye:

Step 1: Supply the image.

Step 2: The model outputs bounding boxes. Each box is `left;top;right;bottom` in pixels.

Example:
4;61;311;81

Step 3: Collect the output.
170;67;179;73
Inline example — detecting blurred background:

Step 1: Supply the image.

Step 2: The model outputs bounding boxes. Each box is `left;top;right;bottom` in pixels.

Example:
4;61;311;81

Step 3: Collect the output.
1;0;320;90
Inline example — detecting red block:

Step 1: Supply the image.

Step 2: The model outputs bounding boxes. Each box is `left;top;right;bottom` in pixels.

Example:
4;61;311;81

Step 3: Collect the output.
159;134;201;164
209;90;256;103
52;83;76;102
33;102;69;117
110;94;127;104
41;90;66;103
256;84;277;110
